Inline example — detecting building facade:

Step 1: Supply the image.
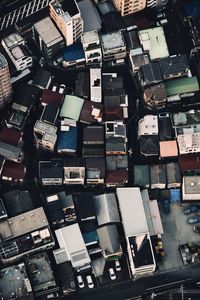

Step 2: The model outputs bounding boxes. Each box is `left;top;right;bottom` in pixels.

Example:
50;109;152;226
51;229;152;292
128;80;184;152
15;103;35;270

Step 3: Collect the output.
49;0;83;46
0;53;12;108
114;0;147;16
82;30;102;65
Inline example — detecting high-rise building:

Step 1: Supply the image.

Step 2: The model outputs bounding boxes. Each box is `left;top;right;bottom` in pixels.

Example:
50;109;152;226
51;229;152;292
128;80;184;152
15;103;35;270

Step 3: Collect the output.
114;0;147;16
49;0;83;46
0;53;12;108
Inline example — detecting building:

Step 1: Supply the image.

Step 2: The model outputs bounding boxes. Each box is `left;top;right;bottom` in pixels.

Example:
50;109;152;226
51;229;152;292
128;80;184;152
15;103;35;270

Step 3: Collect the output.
101;31;126;61
147;0;168;11
117;188;156;277
177;133;200;154
73;192;96;221
78;0;101;33
97;225;122;258
86;157;105;185
159;54;189;80
2;32;33;71
1;160;25;183
39;159;63;185
0;263;33;300
0;53;12;108
150;164;166;189
138;27;169;60
57;119;77;154
90;68;102;102
75;71;90;99
31;69;52;90
164;76;199;102
7;84;40;130
27;252;59;298
83;125;104;157
182;176;200;201
49;0;83;46
114;0;147;16
82;31;102;65
138;115;158;136
105;121;127;155
62;43;85;68
0;198;8;221
32;17;65;59
139;62;163;87
0;207;54;264
34;120;57;152
94;193;120;226
134;164;150;188
63;158;85;185
143;83;167;110
55;223;91;270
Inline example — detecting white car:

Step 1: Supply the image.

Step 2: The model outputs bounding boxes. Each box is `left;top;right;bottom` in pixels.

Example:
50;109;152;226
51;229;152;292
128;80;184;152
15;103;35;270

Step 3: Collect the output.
115;260;121;272
86;275;94;289
77;275;84;288
108;268;116;280
59;84;66;94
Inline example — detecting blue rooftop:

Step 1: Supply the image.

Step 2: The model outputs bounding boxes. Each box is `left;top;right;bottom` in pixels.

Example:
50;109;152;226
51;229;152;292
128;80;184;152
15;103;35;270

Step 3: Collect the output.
57;126;77;153
185;0;200;20
62;43;85;61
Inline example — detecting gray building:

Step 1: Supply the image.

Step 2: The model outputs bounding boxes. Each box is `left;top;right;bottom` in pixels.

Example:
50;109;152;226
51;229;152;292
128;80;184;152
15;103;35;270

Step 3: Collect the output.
32;17;65;59
101;31;126;61
0;53;12;108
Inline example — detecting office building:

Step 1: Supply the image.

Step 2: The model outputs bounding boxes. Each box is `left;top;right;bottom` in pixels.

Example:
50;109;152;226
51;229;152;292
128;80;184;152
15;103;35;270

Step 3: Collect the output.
32;17;65;59
114;0;147;16
101;31;126;61
0;53;12;108
49;0;83;46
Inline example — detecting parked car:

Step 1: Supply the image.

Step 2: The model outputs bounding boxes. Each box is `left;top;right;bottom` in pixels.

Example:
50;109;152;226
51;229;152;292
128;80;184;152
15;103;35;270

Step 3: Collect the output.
115;259;121;272
183;204;200;215
86;275;94;289
109;268;116;280
193;225;200;233
187;214;200;224
163;199;170;214
77;275;84;288
59;84;66;94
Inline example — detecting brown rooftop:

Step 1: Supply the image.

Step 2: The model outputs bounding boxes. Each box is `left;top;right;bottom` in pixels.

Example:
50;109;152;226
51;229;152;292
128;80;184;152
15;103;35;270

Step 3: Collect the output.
41;89;64;106
0;127;22;146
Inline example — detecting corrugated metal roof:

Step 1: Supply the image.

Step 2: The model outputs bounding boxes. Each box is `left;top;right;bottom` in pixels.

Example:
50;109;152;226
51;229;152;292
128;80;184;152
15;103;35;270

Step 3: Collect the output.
165;76;199;96
116;188;148;237
78;0;101;32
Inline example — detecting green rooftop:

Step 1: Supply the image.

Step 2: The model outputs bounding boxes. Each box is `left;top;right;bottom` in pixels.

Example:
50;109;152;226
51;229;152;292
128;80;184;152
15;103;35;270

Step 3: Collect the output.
60;95;84;121
165;76;199;96
138;26;169;60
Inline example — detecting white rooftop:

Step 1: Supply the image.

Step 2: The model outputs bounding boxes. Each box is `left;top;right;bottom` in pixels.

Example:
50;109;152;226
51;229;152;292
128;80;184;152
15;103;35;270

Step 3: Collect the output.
3;32;24;48
177;133;200;154
11;46;25;60
82;30;99;44
138;115;158;136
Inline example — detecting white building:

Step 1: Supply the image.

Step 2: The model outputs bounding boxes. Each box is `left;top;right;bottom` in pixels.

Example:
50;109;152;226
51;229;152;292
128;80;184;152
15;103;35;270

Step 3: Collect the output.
138;115;158;136
2;33;33;71
49;0;83;46
101;31;126;61
34;120;57;152
177;133;200;154
55;223;91;270
117;187;156;277
182;176;200;201
82;30;102;65
90;68;102;102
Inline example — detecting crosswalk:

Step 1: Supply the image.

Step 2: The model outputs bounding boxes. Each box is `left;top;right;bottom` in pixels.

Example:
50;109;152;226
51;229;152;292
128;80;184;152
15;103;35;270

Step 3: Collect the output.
0;0;50;31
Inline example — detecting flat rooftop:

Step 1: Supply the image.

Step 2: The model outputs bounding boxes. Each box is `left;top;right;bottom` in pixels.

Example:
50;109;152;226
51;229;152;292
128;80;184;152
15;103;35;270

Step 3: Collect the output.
0;52;8;68
101;31;125;51
1;207;49;241
139;26;169;60
33;17;63;46
0;262;33;300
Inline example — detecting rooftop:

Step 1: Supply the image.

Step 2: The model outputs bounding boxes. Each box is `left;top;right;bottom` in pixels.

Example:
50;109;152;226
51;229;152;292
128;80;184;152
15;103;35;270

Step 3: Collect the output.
78;0;101;32
101;31;125;51
139;26;169;60
1;207;49;241
0;263;33;300
0;52;8;68
60;95;84;121
3;32;24;48
62;0;79;16
33;17;63;46
82;30;99;44
62;43;85;62
165;76;199;96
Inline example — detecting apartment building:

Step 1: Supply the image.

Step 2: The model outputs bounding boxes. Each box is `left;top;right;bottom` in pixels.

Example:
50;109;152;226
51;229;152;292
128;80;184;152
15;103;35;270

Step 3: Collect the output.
82;30;102;65
49;0;83;46
0;53;12;108
101;31;126;61
114;0;147;16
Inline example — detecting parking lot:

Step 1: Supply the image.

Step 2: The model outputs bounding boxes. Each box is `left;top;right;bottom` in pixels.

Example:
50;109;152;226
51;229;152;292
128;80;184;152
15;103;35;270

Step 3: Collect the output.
0;0;49;31
158;202;200;272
